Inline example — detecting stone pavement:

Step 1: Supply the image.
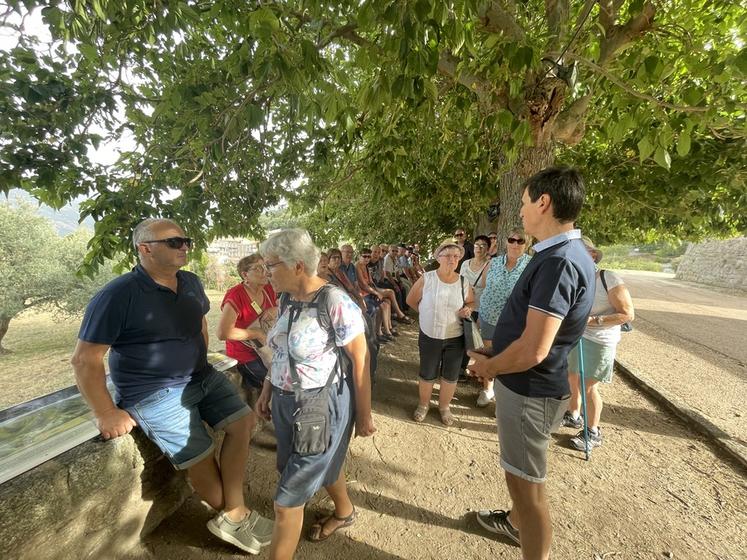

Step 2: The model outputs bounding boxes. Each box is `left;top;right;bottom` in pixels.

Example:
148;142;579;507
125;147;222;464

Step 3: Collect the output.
614;270;747;468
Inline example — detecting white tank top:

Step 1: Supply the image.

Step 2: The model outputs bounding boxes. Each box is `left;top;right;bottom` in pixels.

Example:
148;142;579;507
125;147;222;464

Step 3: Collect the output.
419;270;468;340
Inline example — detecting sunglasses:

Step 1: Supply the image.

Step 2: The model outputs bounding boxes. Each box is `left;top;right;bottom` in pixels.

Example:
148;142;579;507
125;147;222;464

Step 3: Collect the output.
361;254;372;258
142;236;192;249
507;238;526;245
488;236;498;240
454;232;465;237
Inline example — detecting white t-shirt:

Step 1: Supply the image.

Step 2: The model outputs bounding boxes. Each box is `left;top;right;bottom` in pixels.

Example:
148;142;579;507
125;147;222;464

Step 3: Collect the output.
582;270;624;346
418;271;469;340
459;258;489;308
383;254;396;275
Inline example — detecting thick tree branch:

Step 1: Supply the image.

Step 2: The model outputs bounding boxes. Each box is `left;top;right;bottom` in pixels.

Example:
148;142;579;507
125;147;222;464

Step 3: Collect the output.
478;1;525;41
598;2;656;66
437;51;508;108
552;93;592;144
569;55;717;113
545;0;569;51
316;23;367;49
598;0;616;35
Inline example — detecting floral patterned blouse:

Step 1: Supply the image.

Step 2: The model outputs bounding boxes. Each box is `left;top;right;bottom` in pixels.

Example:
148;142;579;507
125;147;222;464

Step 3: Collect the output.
478;254;531;326
267;287;364;390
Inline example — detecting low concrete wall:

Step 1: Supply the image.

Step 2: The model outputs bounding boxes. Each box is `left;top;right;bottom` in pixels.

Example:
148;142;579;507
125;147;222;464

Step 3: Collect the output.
0;427;190;560
676;237;747;291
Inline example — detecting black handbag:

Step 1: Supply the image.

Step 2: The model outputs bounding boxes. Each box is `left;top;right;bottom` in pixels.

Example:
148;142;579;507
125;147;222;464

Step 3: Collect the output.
459;276;483;350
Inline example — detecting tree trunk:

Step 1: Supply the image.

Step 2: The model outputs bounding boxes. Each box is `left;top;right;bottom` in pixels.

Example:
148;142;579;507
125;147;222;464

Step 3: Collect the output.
0;315;11;354
476;143;555;243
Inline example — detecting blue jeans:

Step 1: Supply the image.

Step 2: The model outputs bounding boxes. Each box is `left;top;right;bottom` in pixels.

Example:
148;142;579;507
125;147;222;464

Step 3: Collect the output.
126;368;251;470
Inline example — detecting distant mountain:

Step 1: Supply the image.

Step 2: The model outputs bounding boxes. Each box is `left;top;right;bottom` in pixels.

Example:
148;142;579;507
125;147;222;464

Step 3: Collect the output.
3;189;94;235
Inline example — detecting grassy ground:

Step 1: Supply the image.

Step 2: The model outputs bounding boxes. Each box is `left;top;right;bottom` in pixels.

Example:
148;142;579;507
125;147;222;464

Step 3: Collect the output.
598;241;687;272
0;290;226;410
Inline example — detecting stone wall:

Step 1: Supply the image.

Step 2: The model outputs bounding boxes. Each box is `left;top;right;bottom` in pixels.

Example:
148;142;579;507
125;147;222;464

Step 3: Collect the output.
0;429;190;560
676;237;747;291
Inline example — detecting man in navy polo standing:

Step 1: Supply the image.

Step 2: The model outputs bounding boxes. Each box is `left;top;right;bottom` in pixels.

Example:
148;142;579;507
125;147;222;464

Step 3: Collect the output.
467;168;595;560
71;218;272;555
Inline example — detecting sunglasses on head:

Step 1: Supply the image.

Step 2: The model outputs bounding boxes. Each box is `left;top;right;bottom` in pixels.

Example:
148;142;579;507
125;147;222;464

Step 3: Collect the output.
507;237;526;245
142;236;193;249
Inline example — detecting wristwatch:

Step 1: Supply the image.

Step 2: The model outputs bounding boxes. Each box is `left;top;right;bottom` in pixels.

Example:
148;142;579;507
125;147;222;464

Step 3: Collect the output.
594;315;603;325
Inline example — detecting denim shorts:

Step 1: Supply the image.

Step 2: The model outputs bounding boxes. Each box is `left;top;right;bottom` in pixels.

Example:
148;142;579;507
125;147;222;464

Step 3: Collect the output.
417;330;465;383
271;376;354;507
494;381;569;483
567;339;616;384
126;368;251;470
479;318;496;341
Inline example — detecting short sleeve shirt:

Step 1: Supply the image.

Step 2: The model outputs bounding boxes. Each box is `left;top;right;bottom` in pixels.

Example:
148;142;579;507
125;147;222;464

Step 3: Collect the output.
478;254;531;325
492;231;595;398
267;287;365;391
221;283;277;363
78;265;210;408
383;254;396;275
582;270;625;346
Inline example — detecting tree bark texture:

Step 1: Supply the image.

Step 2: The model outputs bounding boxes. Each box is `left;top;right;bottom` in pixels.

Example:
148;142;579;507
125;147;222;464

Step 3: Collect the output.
0;316;11;353
475;143;555;242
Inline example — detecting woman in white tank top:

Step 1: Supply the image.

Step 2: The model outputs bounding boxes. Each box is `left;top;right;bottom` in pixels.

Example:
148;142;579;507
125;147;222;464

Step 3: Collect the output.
406;242;474;426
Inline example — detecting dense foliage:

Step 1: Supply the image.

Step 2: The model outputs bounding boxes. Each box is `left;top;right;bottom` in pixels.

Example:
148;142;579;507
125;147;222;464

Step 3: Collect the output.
1;1;744;269
0;203;114;350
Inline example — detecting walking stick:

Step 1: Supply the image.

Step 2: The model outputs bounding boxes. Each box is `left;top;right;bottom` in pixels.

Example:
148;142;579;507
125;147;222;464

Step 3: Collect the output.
577;338;591;460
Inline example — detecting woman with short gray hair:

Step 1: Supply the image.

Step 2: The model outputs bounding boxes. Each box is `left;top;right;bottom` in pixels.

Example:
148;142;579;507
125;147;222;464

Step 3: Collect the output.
256;229;376;558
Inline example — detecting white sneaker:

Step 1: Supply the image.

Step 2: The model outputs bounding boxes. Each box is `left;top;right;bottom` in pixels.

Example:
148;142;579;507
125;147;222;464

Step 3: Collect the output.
207;510;273;554
476;390;495;407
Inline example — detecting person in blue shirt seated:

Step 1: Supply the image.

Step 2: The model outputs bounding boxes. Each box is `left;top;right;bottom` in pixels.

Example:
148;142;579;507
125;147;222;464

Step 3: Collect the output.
71;218;272;555
468;168;595;560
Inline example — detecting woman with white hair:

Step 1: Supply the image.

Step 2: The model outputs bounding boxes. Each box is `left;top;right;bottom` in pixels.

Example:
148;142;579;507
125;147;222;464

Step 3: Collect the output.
406;242;474;426
562;237;635;452
255;229;375;559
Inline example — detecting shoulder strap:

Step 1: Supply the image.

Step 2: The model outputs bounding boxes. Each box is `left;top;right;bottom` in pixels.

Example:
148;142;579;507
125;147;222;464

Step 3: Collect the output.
600;269;609;293
460;275;465;306
473;261;489;287
285;284;343;404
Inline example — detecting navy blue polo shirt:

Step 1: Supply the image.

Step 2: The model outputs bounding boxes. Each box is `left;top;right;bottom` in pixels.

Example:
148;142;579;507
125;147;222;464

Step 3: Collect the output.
492;230;595;398
78;265;211;408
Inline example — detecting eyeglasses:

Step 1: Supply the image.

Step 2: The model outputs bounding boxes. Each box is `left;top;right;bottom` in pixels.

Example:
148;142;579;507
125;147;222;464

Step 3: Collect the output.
248;265;266;272
141;237;192;249
264;260;285;270
507;238;526;245
329;255;341;260
475;243;488;249
438;253;461;259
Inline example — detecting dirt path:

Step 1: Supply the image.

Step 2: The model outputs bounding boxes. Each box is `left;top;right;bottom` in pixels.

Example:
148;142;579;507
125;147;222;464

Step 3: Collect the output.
126;324;747;560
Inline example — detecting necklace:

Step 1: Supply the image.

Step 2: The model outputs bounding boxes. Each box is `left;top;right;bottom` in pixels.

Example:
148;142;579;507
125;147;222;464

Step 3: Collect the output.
243;283;265;314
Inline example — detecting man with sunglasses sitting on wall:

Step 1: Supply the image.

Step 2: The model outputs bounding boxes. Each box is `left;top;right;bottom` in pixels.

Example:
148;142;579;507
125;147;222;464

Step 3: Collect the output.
71;218;272;555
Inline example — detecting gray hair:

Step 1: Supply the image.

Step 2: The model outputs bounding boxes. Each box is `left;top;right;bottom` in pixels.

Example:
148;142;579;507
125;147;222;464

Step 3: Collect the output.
259;228;320;274
132;218;183;251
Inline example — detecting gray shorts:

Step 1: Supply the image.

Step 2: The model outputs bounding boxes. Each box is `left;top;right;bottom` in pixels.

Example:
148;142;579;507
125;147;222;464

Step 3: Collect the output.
494;381;569;483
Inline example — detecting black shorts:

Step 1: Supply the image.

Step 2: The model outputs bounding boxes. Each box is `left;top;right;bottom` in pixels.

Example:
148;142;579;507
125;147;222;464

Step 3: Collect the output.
417;330;465;383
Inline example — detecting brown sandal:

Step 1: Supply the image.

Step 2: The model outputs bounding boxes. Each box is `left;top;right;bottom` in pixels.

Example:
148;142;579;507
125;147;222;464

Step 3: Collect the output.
308;508;357;542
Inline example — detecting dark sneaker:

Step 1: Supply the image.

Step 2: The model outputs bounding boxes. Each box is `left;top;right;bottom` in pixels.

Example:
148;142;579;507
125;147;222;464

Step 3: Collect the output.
207;510;273;554
561;411;583;429
570;428;603;451
476;509;520;545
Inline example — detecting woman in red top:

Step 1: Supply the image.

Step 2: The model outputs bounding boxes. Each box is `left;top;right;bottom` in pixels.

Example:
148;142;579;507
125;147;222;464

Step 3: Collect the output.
217;254;277;400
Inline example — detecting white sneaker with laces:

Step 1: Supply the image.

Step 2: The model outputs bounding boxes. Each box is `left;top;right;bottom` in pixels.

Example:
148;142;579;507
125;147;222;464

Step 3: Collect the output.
207;510;274;554
476;389;495;407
